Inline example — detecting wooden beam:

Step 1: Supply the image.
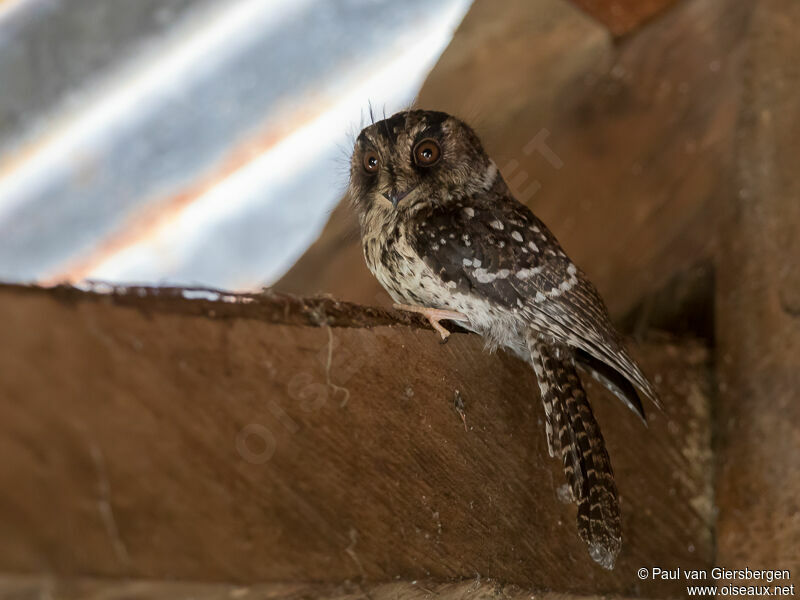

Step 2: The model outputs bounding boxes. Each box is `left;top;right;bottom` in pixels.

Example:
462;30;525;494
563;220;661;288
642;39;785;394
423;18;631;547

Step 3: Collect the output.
0;284;711;597
715;0;800;575
0;575;643;600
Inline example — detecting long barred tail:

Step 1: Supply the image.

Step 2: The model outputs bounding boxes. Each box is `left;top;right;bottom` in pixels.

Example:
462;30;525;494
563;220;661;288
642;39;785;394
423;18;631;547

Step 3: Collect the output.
528;337;622;570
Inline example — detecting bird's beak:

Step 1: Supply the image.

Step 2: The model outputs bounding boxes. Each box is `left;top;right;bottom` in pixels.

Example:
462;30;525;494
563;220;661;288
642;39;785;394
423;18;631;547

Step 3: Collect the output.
382;187;415;208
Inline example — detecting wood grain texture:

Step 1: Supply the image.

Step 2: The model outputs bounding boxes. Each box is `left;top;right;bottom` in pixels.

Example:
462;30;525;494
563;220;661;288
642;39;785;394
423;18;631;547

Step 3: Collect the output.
0;575;647;600
276;0;749;328
0;285;710;597
715;0;800;576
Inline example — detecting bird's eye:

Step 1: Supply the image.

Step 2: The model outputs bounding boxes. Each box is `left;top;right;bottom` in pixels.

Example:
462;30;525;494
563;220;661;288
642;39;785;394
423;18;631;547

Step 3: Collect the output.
362;150;380;174
413;138;441;167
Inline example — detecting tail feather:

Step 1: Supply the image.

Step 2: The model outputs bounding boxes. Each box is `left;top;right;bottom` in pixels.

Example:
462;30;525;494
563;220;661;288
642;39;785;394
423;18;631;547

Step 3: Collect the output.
529;339;622;570
575;348;647;424
530;346;561;459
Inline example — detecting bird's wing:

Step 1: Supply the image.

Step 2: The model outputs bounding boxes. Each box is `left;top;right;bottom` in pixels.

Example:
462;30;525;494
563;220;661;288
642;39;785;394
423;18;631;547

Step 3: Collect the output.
408;196;659;409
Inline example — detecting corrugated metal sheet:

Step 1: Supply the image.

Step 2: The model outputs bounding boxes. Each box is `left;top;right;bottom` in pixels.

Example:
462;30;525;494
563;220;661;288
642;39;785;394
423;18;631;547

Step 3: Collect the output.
0;0;471;289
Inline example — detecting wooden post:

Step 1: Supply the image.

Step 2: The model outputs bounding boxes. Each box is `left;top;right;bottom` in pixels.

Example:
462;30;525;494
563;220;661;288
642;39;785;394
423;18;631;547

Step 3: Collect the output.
715;0;800;574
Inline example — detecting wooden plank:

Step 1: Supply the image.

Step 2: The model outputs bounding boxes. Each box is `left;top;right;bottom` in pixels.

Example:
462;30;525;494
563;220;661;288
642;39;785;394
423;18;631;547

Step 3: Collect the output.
0;574;649;600
0;285;711;597
714;0;800;576
276;0;750;328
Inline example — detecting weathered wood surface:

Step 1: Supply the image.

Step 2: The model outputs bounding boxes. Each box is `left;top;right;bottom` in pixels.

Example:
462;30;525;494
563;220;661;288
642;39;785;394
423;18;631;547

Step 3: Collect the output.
276;0;749;327
0;284;710;597
715;0;800;577
0;575;647;600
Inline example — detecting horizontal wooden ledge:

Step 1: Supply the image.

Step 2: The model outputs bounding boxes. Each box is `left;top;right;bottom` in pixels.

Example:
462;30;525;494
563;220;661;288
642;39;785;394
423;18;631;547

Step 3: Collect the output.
0;282;438;331
0;574;657;600
0;284;712;597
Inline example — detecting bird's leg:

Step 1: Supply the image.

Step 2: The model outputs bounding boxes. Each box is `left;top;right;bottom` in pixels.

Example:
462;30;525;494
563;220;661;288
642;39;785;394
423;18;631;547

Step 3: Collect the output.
392;303;468;343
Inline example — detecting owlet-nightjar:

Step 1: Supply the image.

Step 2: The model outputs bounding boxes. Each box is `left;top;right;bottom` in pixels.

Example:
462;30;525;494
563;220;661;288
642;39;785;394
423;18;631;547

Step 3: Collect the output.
348;109;659;570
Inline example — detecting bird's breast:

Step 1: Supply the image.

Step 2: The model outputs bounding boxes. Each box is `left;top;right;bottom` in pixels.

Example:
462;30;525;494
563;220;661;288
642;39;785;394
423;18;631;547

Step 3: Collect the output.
361;215;447;307
359;210;528;355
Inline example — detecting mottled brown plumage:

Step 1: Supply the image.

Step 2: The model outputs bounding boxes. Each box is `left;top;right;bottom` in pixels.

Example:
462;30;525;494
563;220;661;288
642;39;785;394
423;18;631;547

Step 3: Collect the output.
348;109;658;569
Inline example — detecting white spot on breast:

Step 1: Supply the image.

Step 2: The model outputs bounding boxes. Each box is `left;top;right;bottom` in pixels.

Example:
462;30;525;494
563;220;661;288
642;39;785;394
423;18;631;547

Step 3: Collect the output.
511;231;523;242
472;259;482;268
440;238;447;245
463;207;475;218
535;291;547;302
462;258;473;267
431;243;439;251
528;241;539;252
490;220;504;231
567;263;577;276
531;225;540;233
498;241;505;248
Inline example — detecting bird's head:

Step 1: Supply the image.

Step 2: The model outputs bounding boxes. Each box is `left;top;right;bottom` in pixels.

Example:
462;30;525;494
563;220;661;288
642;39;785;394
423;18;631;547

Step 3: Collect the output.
348;110;499;220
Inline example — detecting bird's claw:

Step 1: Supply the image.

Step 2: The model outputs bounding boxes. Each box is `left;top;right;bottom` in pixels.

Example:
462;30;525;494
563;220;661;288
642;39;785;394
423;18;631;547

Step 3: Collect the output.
392;303;466;342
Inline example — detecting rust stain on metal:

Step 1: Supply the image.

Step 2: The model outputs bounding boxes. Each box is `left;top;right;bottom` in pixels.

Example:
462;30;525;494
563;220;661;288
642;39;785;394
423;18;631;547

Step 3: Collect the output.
41;106;320;286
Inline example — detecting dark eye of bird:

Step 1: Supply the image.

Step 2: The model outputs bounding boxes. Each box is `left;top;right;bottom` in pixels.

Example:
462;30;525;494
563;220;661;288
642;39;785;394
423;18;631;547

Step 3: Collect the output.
413;138;441;167
362;150;380;174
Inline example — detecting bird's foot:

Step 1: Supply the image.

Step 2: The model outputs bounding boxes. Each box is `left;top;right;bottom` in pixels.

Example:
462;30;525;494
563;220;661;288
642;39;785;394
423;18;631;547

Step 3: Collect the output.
392;304;468;343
